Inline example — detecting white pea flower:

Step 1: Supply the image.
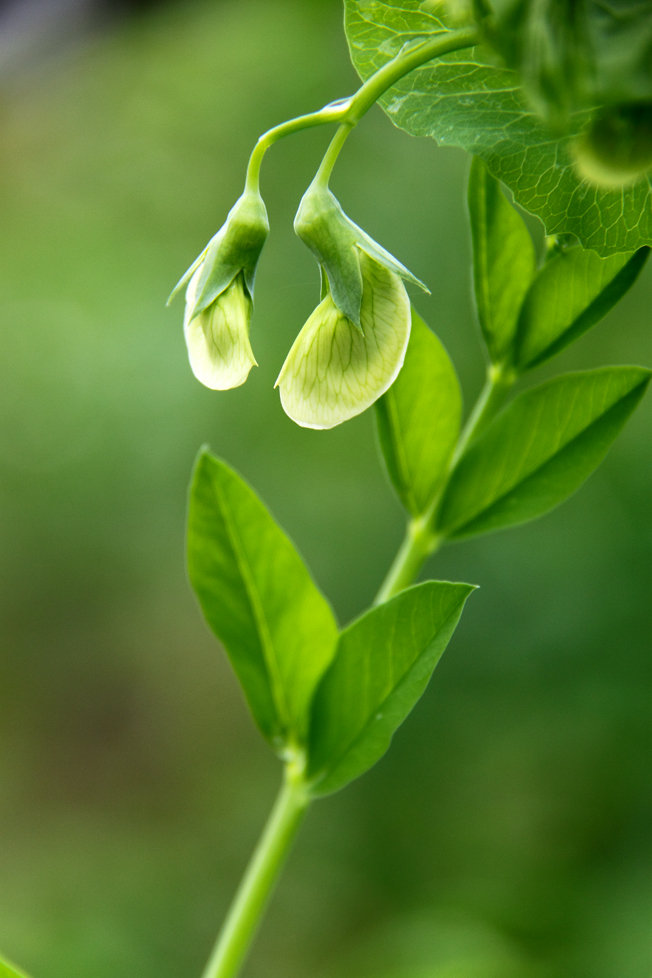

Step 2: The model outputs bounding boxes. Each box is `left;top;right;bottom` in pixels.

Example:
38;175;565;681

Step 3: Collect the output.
169;188;268;389
276;252;411;428
276;182;427;427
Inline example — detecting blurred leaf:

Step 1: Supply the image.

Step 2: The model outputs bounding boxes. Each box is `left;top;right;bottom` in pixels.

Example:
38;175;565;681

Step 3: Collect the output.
307;581;474;795
467;157;536;364
435;367;651;540
0;956;30;978
375;310;462;515
187;450;338;747
515;246;650;369
344;0;652;254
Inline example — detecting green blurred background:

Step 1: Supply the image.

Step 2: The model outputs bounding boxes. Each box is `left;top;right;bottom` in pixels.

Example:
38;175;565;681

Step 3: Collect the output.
0;1;650;976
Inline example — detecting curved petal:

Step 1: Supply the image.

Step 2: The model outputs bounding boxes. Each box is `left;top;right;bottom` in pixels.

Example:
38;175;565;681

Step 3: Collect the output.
184;272;257;390
276;255;411;429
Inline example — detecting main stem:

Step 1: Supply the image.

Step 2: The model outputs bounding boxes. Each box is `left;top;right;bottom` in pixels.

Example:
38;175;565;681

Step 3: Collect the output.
374;364;515;605
201;768;310;978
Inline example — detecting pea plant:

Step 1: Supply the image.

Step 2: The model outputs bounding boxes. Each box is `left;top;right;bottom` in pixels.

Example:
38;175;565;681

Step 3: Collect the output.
2;2;650;978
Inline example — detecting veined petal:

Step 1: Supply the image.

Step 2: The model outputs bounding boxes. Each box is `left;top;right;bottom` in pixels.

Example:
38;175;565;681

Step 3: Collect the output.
184;272;257;390
276;255;411;429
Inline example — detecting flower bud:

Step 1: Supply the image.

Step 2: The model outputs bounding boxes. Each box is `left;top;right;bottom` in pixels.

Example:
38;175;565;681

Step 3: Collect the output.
294;183;427;329
184;271;257;390
169;188;268;389
275;252;411;429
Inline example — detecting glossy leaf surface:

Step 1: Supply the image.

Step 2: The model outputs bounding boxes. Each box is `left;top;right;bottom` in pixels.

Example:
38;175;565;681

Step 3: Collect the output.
187;450;338;746
307;581;474;795
435;367;651;540
515;247;649;369
468;157;536;364
344;0;652;254
375;310;461;515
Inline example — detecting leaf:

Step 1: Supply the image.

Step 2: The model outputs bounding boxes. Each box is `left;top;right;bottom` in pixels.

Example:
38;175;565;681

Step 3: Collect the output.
187;450;338;747
514;246;650;370
467;157;536;364
306;581;474;795
0;955;30;978
344;0;652;255
375;309;462;515
435;367;651;540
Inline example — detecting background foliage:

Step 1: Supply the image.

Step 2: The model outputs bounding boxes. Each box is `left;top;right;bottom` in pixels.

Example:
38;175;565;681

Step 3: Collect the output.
0;1;650;976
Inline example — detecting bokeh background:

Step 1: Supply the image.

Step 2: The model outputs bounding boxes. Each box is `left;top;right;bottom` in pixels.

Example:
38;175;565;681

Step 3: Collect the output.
1;1;650;976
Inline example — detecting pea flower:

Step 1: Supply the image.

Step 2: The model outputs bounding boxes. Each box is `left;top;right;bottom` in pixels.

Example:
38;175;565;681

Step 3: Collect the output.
169;188;269;389
275;184;428;428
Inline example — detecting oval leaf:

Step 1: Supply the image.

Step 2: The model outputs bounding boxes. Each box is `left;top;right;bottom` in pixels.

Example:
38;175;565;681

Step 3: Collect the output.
375;309;462;516
307;581;475;796
435;367;651;540
515;246;650;369
187;450;338;748
468;157;536;364
344;0;652;254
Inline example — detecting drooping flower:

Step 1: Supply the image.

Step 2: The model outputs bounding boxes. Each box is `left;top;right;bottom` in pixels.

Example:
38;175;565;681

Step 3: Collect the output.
169;188;269;389
275;182;427;427
275;252;411;429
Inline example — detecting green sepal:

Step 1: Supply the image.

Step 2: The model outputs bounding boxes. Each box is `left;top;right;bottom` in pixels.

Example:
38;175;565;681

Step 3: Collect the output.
168;188;269;317
294;182;427;329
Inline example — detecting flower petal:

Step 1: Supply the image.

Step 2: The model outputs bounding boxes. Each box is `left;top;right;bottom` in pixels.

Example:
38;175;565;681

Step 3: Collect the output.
276;255;411;429
184;272;257;390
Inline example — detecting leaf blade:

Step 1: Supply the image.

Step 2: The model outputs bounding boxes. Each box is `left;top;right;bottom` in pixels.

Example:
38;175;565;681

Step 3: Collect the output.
307;581;474;795
468;157;536;364
187;450;338;747
344;0;652;254
435;367;651;540
375;310;462;515
515;246;650;369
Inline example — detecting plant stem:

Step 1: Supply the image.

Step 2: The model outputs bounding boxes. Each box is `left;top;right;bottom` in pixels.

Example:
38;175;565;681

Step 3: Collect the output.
245;27;479;192
374;517;441;606
374;363;515;604
201;766;311;978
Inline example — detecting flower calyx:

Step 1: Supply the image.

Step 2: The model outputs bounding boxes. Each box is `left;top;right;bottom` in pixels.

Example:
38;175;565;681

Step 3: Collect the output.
293;182;428;331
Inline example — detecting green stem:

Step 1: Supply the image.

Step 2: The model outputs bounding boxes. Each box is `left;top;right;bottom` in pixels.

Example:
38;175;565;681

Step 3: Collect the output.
201;766;311;978
245;27;479;192
374;363;515;605
374;517;441;606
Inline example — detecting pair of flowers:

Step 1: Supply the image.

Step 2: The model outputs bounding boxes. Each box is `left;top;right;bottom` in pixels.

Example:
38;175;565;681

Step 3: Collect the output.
170;183;427;429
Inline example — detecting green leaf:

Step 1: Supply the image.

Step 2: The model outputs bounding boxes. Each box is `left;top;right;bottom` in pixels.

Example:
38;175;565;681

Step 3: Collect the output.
307;581;475;795
375;309;462;516
468;157;536;364
435;367;651;540
0;955;30;978
187;450;338;748
344;0;652;254
515;246;650;370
